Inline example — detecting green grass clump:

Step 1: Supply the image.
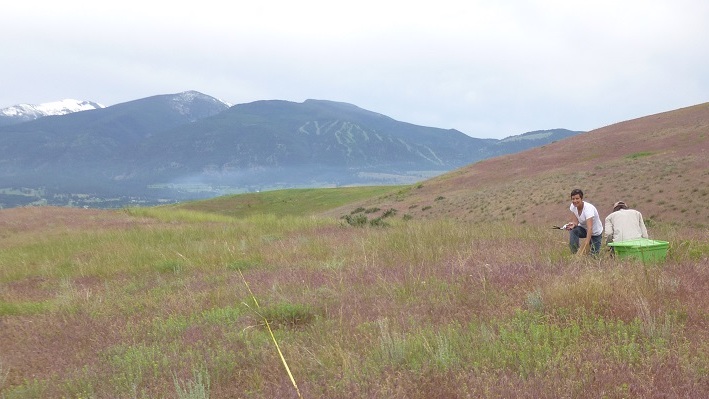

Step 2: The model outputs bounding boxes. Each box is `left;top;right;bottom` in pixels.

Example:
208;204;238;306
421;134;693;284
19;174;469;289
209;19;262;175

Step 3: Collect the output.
0;300;50;316
154;260;186;274
626;151;655;159
256;302;318;329
226;258;263;271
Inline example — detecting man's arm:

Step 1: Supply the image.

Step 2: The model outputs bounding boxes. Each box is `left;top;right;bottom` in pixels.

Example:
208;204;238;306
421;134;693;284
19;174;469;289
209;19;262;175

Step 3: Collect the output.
604;215;614;243
638;212;649;238
579;216;593;254
567;211;577;229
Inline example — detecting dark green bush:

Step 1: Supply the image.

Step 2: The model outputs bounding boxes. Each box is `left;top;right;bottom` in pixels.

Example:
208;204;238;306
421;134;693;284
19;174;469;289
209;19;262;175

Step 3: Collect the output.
382;208;398;218
342;214;368;227
369;217;389;227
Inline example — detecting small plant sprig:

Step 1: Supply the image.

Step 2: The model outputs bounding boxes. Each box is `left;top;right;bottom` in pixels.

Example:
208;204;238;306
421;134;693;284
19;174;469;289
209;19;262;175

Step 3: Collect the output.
174;366;210;399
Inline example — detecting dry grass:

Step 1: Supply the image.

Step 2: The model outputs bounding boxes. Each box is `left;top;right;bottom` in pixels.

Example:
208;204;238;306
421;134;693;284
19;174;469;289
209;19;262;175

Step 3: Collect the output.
1;205;707;398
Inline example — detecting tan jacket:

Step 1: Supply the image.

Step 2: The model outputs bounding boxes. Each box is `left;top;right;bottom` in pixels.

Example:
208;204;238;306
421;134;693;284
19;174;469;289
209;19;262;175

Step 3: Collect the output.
604;209;649;243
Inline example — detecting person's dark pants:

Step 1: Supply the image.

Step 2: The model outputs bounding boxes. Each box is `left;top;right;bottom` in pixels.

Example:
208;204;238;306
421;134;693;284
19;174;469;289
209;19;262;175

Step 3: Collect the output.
569;226;602;255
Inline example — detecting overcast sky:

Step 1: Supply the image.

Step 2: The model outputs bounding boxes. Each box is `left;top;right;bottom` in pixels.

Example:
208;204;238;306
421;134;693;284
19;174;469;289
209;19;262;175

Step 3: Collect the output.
2;0;708;139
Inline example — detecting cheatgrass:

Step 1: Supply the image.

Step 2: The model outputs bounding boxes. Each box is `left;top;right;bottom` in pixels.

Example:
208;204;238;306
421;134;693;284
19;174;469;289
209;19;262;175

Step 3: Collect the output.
1;204;707;398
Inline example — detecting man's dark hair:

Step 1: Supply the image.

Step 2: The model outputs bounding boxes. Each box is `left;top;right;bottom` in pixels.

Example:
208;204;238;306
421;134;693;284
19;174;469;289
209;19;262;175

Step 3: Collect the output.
570;188;584;198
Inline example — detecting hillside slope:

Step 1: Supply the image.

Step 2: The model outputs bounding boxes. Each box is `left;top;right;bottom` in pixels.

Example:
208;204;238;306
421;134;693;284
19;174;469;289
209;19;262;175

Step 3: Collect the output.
322;102;709;227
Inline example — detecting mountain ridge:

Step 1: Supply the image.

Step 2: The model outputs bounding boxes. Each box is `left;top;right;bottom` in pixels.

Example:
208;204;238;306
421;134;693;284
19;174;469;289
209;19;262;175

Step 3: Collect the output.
0;91;582;208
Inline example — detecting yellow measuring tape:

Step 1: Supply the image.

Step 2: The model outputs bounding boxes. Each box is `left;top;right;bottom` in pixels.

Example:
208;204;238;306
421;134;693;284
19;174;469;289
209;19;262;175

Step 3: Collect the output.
239;270;303;398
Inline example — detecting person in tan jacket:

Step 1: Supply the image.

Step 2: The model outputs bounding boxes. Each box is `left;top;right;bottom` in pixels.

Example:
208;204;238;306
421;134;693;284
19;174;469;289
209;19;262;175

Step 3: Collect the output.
604;201;649;244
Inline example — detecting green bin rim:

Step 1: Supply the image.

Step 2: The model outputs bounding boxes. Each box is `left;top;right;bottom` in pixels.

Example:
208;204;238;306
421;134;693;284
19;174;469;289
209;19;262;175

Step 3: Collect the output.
608;238;669;248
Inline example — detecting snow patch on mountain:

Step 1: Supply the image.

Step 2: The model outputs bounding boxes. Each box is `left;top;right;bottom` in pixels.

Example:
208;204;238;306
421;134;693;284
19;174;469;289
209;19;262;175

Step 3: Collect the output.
181;90;232;107
36;99;105;115
168;91;232;121
0;99;105;122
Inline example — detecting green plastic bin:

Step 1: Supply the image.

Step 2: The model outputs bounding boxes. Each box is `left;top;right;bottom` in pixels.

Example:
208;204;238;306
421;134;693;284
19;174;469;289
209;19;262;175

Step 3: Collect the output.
608;238;669;263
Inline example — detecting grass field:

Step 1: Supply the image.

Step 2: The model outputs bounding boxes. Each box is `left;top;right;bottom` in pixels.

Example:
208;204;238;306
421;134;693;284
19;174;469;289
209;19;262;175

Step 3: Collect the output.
1;187;708;398
172;186;407;219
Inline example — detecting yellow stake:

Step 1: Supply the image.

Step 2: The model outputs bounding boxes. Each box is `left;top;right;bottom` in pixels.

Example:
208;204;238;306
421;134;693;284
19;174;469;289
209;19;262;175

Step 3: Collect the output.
238;270;303;398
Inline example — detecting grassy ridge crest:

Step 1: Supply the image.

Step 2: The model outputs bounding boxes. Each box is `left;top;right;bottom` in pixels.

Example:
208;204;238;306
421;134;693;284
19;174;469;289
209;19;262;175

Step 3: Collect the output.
173;185;407;218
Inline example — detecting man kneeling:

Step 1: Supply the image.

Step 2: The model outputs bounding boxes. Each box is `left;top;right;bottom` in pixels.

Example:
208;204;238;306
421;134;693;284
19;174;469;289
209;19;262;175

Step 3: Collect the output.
604;201;649;249
565;189;603;255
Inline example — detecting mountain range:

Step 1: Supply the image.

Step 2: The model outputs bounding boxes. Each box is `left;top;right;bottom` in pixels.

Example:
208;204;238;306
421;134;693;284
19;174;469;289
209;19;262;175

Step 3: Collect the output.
0;91;581;208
